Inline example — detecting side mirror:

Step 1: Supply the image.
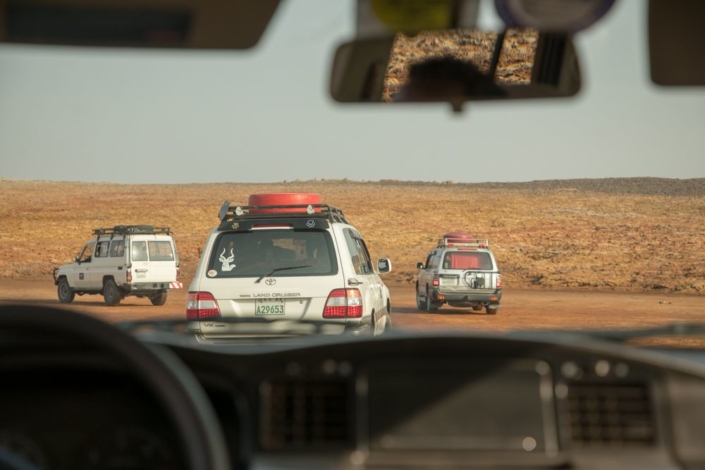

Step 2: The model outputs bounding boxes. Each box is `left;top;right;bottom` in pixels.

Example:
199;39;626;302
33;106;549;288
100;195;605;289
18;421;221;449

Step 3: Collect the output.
416;262;425;269
330;29;581;111
377;258;392;274
75;256;81;264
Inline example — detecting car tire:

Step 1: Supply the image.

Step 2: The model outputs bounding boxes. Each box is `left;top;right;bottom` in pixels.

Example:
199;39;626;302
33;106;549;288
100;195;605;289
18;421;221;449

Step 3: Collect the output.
103;279;122;306
150;291;168;306
486;305;499;315
425;288;439;313
57;278;75;304
416;287;426;311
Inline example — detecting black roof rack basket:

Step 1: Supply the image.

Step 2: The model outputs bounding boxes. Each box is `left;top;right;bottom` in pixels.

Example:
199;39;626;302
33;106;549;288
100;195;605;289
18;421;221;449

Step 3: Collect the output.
218;201;348;224
92;225;171;236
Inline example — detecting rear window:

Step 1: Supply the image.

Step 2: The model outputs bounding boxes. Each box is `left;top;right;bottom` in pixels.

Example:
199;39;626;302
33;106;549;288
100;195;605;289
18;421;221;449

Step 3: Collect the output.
148;241;175;261
208;230;338;278
131;240;174;261
442;251;494;270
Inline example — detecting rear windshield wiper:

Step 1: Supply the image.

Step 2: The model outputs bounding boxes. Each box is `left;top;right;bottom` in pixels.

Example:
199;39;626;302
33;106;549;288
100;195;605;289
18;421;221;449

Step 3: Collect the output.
255;265;311;283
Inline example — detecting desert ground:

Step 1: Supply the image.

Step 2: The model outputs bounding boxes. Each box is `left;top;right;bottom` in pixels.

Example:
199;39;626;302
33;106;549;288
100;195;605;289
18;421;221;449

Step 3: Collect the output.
1;177;704;339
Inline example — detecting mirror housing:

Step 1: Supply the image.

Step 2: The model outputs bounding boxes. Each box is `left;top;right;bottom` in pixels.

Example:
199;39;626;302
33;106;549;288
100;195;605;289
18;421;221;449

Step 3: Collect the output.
331;29;581;111
0;0;281;49
377;258;392;274
416;262;425;269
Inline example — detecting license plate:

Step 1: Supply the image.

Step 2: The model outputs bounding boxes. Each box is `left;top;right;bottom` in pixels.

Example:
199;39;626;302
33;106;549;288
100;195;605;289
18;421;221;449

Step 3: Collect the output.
136;273;146;279
440;277;457;286
255;298;285;315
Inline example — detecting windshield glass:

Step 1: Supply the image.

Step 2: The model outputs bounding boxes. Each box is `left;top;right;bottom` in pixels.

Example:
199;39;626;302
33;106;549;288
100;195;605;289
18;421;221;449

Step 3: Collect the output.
0;1;704;345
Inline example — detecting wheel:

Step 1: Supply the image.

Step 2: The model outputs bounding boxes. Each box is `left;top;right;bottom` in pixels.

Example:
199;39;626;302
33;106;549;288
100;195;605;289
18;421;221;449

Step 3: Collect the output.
416;286;425;311
103;279;122;306
150;291;168;306
57;278;75;303
473;305;484;311
425;288;439;313
486;305;499;315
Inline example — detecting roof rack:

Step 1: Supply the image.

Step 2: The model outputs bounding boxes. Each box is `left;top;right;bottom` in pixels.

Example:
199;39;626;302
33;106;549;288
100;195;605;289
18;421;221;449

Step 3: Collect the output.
437;238;490;249
92;225;172;236
218;201;349;224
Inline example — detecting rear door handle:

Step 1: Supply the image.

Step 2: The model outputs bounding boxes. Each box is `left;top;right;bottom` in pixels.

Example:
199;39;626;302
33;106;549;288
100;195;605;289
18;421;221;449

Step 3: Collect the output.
348;278;362;286
135;269;149;273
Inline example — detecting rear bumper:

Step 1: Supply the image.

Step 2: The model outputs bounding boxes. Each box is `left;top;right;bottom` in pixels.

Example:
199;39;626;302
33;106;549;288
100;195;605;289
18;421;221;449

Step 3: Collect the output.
431;288;502;303
123;282;182;292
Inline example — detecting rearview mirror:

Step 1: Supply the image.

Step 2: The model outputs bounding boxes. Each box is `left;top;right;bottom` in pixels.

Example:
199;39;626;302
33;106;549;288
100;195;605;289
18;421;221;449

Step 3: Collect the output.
330;29;581;111
377;258;392;274
416;262;425;269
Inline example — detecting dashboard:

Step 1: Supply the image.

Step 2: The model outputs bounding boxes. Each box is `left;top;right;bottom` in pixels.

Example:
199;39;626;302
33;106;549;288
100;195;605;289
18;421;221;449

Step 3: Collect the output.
3;308;705;470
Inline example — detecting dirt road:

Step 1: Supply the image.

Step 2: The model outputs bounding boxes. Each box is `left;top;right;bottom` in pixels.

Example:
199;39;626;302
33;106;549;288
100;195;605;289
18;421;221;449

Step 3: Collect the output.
1;280;703;334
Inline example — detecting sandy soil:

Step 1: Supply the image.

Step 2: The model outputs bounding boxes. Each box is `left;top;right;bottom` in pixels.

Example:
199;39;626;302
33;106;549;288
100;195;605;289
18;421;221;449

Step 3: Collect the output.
2;280;704;341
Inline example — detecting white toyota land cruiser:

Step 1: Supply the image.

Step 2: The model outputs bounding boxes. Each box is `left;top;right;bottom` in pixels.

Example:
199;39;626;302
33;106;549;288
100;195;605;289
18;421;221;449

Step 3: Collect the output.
53;225;182;306
187;193;393;339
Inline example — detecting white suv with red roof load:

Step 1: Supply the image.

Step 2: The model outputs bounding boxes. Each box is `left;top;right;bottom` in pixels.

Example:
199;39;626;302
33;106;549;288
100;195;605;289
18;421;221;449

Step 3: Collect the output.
416;232;502;314
187;193;393;339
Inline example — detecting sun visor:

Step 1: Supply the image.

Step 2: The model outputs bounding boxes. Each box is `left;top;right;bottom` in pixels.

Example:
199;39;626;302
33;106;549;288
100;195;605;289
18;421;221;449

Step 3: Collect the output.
0;0;281;49
649;0;705;86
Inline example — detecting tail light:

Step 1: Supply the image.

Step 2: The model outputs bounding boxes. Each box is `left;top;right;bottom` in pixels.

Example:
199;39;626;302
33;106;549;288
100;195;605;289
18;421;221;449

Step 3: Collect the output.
176;268;181;281
497;274;502;288
323;289;363;318
432;275;440;287
126;270;132;283
186;292;221;320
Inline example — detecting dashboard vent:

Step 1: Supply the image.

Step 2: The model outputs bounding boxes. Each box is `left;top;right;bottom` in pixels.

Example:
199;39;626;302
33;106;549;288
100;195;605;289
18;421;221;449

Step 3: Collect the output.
567;382;656;447
261;380;350;449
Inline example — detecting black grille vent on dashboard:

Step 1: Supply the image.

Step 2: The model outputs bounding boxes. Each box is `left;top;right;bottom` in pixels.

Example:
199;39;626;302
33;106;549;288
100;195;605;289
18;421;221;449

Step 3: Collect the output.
567;383;655;447
260;380;350;449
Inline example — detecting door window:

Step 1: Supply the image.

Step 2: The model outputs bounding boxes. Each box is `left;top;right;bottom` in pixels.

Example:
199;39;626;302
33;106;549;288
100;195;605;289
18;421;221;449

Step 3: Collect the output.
95;241;109;258
109;240;125;257
78;244;95;263
148;241;175;261
344;230;373;275
131;241;148;261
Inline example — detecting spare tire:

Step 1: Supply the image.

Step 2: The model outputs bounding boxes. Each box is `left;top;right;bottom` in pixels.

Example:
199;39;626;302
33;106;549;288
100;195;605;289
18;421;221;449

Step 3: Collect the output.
443;232;474;243
248;193;322;214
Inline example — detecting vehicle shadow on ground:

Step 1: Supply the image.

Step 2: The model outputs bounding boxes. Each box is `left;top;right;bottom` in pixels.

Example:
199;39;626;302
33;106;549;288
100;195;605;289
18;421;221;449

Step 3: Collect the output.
0;298;142;308
393;305;490;316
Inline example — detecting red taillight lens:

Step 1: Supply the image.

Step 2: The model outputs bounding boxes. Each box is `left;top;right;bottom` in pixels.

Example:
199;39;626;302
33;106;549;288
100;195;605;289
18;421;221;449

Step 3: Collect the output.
496;275;502;289
323;289;362;318
432;275;440;287
186;291;221;320
126;270;132;283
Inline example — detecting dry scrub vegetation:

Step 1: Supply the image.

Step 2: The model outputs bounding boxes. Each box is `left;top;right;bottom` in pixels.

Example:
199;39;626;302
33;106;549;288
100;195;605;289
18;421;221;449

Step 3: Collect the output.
1;178;705;294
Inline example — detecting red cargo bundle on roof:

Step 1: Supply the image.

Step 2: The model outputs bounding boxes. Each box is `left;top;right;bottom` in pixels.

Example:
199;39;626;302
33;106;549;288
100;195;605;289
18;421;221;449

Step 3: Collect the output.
443;232;474;244
248;193;322;214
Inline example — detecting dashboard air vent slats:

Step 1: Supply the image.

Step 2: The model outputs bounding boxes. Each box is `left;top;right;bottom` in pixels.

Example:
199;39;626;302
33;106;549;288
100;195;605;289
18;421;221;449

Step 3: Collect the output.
567;383;655;447
261;380;350;449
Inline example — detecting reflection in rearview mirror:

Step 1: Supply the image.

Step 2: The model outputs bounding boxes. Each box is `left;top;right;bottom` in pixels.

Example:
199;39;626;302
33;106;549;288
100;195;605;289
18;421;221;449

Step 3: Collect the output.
330;29;581;111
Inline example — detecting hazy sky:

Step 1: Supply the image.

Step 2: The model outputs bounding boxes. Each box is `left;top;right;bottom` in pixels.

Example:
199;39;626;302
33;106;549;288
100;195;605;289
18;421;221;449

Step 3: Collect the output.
0;0;703;184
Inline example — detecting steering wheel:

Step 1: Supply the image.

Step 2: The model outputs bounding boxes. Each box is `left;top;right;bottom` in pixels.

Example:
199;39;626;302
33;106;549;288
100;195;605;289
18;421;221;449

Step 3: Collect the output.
0;304;231;470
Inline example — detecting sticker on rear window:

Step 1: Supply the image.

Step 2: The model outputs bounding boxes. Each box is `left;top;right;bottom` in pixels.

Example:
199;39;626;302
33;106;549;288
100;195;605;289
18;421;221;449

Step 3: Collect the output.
219;248;236;271
207;269;218;277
